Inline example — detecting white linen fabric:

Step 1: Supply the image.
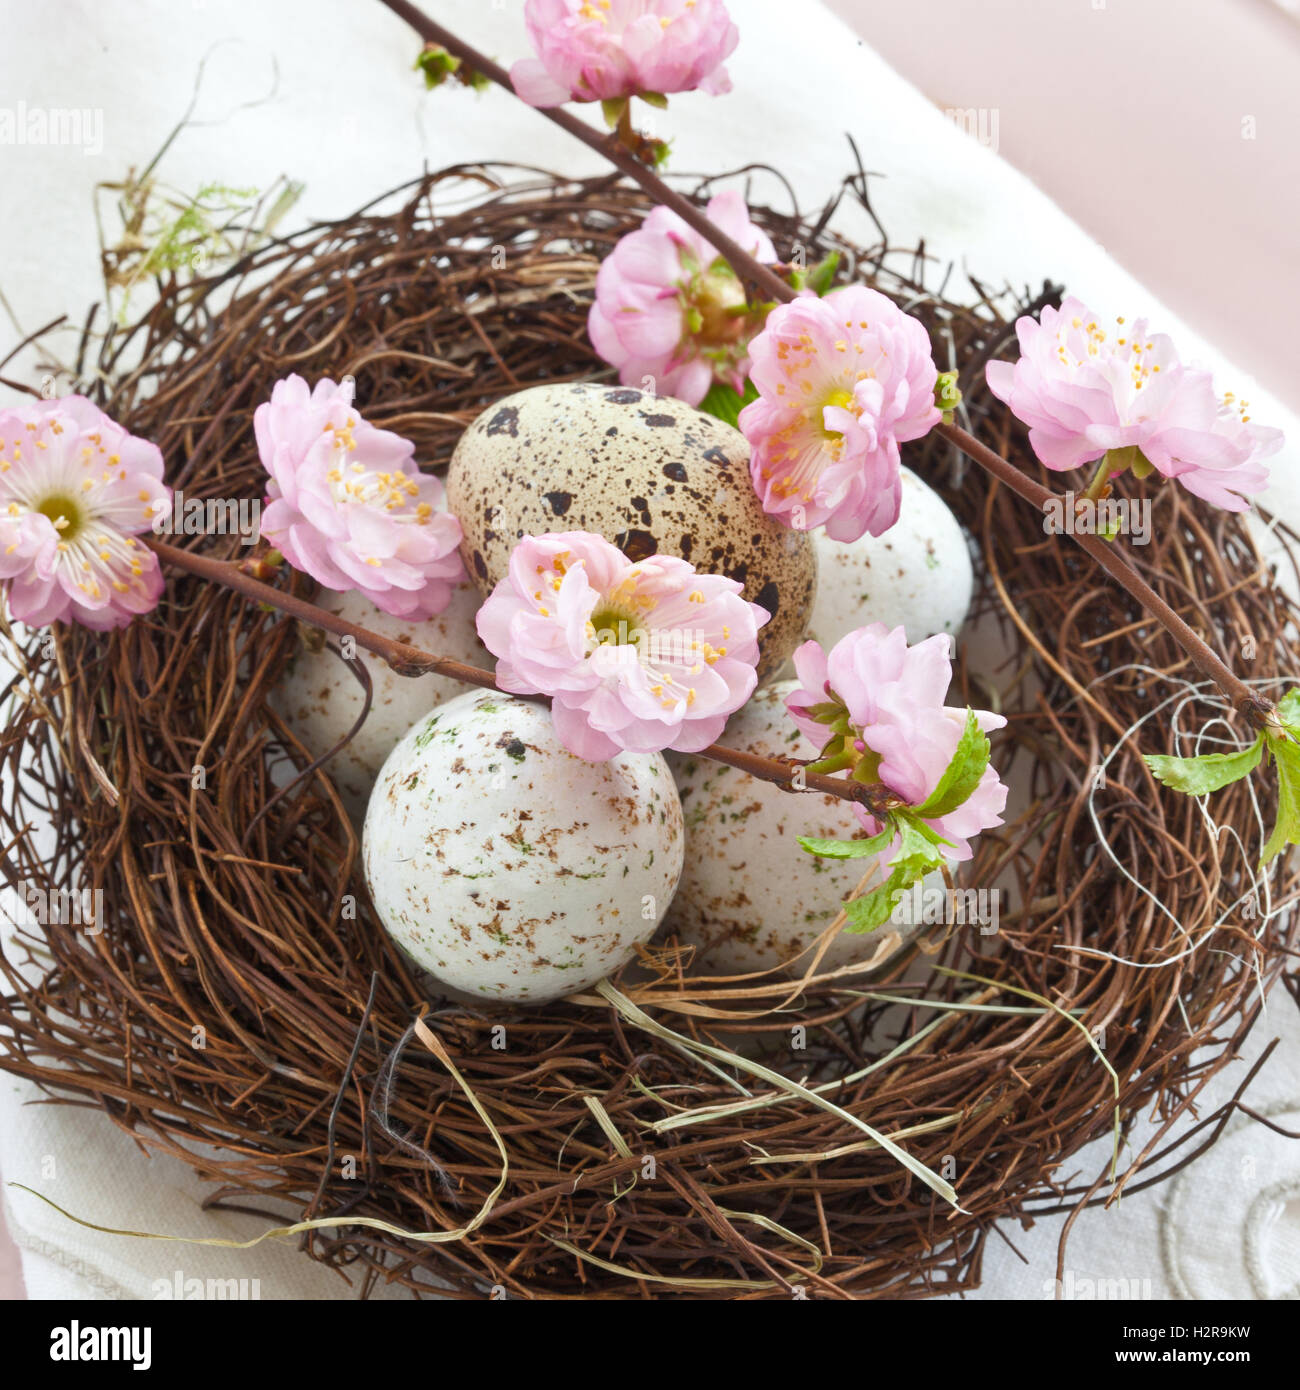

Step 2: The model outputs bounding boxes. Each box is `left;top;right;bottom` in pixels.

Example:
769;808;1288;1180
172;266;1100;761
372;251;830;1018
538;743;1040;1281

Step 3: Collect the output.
0;0;1296;1300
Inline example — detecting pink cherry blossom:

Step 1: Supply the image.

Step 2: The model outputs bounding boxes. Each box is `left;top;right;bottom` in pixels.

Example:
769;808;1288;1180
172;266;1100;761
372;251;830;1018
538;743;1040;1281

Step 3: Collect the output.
0;395;169;630
786;623;1007;860
985;296;1282;511
511;0;738;108
255;375;465;620
476;531;766;760
588;190;777;405
739;285;942;542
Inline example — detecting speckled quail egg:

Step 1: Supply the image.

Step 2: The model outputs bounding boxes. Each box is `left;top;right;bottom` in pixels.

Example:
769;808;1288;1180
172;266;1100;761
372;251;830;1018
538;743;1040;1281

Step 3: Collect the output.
666;681;933;977
363;689;685;1003
807;467;973;651
446;382;816;681
271;584;491;823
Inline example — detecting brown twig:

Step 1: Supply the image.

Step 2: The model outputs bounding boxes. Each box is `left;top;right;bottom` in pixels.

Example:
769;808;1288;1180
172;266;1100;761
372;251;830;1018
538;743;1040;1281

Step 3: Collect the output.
149;538;902;817
934;421;1273;729
376;0;1272;729
377;0;793;305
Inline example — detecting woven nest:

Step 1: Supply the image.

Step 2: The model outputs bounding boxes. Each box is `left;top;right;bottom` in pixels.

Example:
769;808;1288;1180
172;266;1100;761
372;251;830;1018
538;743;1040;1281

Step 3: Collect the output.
2;166;1297;1300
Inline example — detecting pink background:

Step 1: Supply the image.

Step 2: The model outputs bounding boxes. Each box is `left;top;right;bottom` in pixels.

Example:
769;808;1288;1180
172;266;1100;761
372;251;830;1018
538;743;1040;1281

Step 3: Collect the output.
2;0;1296;1301
827;0;1300;400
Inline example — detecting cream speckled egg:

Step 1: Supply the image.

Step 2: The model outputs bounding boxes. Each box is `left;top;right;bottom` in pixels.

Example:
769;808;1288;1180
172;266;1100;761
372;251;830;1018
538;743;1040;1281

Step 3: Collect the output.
271;585;491;823
666;682;929;977
363;689;684;1003
446;382;816;681
808;468;973;651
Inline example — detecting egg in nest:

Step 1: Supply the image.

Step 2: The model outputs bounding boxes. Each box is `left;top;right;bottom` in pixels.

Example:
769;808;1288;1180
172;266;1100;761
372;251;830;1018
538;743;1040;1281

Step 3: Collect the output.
666;681;932;978
271;584;490;823
363;689;685;1004
806;467;973;652
446;382;816;681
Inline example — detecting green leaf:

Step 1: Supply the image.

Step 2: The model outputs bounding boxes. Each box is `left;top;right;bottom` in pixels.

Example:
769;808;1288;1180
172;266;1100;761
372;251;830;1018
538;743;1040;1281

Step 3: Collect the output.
1275;688;1300;736
639;90;669;109
698;378;759;429
805;746;856;776
1261;736;1300;866
414;45;460;88
893;810;953;850
850;753;884;784
805;251;841;297
797;825;895;861
913;710;991;819
842;846;938;934
802;700;847;725
1144;738;1263;796
601;97;629;129
842;883;900;934
1103;444;1156;479
1129;448;1156;479
801;814;946;934
933;370;962;424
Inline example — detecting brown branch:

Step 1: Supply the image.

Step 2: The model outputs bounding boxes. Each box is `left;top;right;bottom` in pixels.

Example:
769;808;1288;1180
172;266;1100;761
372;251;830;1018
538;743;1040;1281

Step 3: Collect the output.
376;0;1272;729
377;0;792;305
935;422;1272;728
149;539;902;817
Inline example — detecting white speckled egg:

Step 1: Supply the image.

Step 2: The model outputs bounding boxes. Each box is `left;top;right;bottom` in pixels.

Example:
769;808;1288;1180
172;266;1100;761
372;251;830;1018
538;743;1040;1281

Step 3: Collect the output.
271;585;490;823
807;467;973;651
666;681;932;977
446;382;817;681
363;689;684;1003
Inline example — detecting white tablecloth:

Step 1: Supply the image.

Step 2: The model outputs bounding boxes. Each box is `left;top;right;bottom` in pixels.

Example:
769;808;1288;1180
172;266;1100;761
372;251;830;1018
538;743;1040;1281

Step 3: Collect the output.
2;0;1298;1300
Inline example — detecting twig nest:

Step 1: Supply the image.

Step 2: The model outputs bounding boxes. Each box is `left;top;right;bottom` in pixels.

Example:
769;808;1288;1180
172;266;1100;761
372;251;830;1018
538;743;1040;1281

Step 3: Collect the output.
363;689;684;1003
807;467;973;650
446;382;817;681
270;584;490;822
666;682;926;977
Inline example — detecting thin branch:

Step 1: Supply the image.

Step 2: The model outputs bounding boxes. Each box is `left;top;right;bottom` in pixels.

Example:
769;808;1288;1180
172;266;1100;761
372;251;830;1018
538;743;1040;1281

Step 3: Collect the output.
377;0;792;305
149;539;902;817
935;421;1271;727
